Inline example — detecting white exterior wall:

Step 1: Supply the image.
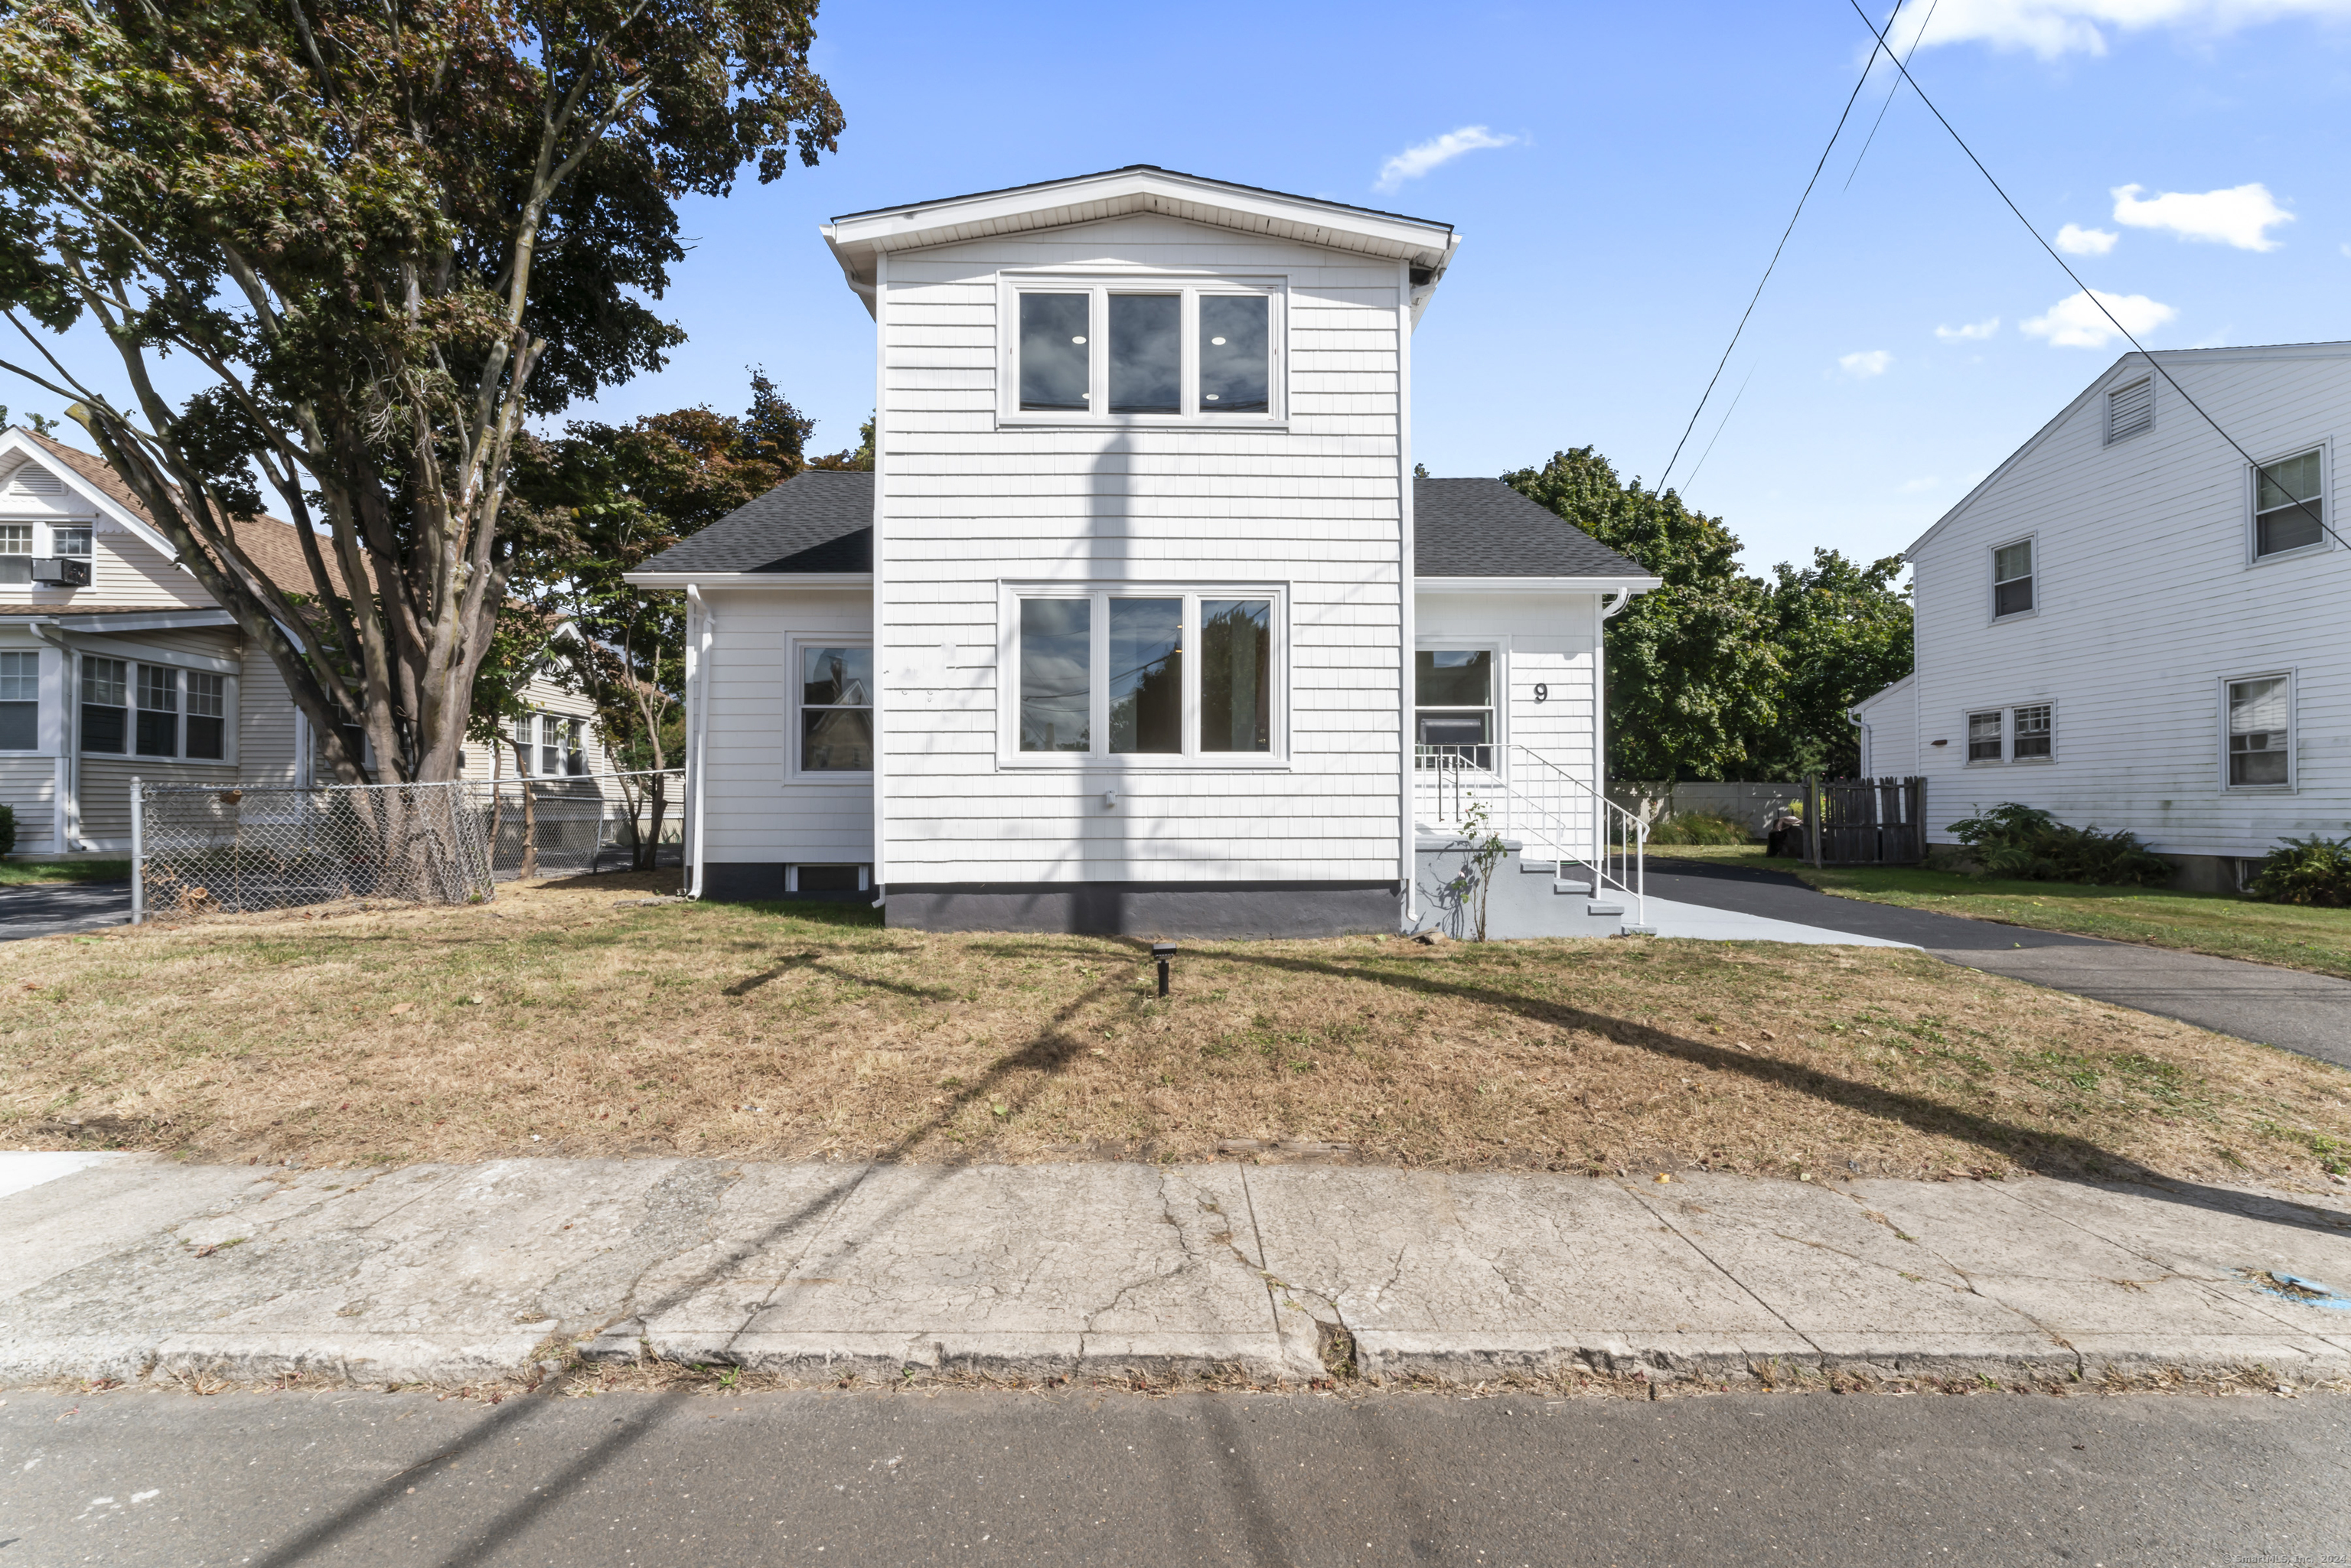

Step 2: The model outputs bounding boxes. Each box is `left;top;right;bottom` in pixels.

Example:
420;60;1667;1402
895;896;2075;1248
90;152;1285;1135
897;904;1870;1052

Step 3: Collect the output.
1850;673;1916;779
0;455;212;612
700;587;875;867
1907;346;2351;857
876;215;1407;885
1414;590;1604;777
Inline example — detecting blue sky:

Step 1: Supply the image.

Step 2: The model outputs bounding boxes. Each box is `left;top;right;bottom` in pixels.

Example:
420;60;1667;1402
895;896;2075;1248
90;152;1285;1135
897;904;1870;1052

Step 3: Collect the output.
21;1;2351;576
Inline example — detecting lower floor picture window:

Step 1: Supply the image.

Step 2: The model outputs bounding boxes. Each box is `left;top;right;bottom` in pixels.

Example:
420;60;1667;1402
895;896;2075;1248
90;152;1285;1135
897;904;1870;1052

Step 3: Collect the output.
1016;590;1280;759
1200;599;1271;752
1966;710;2003;762
1109;598;1181;754
0;650;35;750
81;656;127;754
1019;601;1091;753
2012;704;2051;760
2228;676;2290;787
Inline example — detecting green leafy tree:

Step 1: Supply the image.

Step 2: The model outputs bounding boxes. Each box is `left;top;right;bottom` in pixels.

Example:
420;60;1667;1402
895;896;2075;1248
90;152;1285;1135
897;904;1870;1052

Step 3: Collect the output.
512;373;811;865
1745;549;1913;779
0;0;841;783
807;411;875;471
1504;448;1779;781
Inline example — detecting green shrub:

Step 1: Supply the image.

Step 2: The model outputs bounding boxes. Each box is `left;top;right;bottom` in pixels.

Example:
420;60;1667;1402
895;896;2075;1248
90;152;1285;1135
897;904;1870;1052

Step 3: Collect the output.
1647;810;1751;846
0;802;13;858
1943;803;2173;886
2246;835;2351;908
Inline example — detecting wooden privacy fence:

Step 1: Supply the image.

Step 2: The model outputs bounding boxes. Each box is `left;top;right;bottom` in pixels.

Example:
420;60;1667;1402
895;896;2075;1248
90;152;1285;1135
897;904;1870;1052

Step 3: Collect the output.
1805;776;1926;866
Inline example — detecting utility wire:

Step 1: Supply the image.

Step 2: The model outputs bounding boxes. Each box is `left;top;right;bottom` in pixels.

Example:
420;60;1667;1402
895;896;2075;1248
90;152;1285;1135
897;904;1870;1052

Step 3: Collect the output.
1681;361;1761;492
1656;2;1905;494
1842;0;2339;549
1841;0;1941;191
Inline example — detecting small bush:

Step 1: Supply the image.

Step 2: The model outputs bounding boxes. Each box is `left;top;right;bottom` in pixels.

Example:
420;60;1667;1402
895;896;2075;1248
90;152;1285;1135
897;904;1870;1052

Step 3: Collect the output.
2246;835;2351;908
0;802;14;858
1944;803;2173;886
1648;810;1752;846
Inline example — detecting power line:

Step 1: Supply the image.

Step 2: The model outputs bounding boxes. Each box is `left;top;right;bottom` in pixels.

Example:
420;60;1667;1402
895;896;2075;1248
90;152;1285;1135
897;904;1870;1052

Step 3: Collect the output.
1655;2;1906;494
1841;0;2340;549
1681;361;1761;492
1841;0;1940;191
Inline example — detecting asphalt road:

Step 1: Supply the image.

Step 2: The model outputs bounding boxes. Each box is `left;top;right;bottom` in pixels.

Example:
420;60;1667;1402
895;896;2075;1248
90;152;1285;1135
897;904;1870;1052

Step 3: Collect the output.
3;1387;2347;1566
0;882;131;943
1648;858;2351;1068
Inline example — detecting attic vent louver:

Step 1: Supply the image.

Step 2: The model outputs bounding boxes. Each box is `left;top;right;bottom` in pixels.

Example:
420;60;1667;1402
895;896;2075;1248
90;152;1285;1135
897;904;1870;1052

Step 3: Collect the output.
2105;377;2152;445
5;465;63;496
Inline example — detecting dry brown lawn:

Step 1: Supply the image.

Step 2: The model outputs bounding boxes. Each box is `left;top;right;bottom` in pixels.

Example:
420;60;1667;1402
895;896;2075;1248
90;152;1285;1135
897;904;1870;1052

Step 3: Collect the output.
7;870;2349;1185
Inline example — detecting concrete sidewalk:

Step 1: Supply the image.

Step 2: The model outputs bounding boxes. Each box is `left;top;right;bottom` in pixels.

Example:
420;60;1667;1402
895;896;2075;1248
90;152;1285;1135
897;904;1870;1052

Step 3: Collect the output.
8;1154;2351;1391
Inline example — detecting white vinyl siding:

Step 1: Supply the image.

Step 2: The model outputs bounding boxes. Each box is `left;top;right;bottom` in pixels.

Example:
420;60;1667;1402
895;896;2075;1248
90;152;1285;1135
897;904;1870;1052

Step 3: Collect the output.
699;587;874;867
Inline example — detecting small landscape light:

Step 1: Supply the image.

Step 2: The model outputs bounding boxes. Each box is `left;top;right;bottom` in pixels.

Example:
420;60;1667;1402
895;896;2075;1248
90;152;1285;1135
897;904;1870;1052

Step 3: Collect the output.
1152;941;1177;998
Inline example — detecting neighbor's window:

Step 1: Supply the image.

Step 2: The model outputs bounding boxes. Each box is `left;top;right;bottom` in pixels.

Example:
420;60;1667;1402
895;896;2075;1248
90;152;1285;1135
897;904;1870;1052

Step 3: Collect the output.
0;523;28;585
51;526;91;558
800;645;873;771
512;713;534;772
135;663;178;756
538;713;563;777
1011;282;1280;422
0;650;36;750
2253;449;2326;559
80;656;127;755
1416;650;1495;769
566;718;586;774
1992;540;2033;618
1966;709;2004;763
2012;703;2052;761
2227;676;2291;787
184;672;226;760
1016;591;1278;760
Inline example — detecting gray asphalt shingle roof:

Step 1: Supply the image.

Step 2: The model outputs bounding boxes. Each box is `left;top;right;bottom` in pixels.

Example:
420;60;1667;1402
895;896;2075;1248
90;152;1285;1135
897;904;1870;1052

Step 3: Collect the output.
635;471;1648;580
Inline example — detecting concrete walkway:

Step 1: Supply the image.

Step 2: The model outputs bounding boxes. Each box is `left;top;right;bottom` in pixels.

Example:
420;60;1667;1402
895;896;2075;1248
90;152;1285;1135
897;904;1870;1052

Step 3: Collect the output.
0;879;132;941
1648;859;2351;1069
8;1153;2351;1391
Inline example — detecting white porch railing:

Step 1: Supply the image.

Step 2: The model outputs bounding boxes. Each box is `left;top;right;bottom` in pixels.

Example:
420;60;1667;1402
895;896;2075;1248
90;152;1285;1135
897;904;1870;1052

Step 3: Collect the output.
1414;744;1647;927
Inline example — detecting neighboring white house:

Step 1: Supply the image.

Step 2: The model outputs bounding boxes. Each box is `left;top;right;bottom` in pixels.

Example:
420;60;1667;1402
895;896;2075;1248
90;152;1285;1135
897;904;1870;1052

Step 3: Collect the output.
1851;341;2351;891
628;166;1659;936
0;425;615;855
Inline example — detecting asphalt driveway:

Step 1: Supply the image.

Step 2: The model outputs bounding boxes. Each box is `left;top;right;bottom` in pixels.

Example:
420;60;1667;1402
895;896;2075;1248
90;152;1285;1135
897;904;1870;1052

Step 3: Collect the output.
1649;856;2351;1070
0;880;132;942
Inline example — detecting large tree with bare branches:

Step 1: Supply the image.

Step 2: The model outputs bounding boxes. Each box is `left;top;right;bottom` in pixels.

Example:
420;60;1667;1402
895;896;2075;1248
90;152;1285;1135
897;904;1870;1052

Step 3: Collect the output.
0;0;841;781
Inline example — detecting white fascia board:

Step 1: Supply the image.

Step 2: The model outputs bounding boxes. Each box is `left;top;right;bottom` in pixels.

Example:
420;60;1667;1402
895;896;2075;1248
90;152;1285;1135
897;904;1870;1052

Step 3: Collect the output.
1848;671;1915;716
51;608;238;633
623;571;873;590
0;428;181;561
1415;575;1664;595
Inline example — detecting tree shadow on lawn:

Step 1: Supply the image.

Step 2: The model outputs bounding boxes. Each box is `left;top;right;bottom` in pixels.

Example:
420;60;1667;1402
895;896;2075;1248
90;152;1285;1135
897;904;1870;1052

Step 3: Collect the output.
1193;943;2351;1240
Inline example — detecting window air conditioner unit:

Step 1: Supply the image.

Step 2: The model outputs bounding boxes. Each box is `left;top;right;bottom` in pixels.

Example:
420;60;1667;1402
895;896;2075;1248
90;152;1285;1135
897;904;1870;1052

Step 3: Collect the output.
31;556;91;586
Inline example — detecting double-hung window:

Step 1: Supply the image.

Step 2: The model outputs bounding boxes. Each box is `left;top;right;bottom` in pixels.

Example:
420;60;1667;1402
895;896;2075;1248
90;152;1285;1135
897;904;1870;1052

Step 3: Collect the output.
1010;589;1279;762
1991;540;2034;619
51;526;91;558
0;650;37;750
184;673;227;759
1966;710;2004;763
1007;278;1282;425
135;663;178;756
2226;675;2291;788
0;524;29;585
2252;448;2326;559
2011;703;2053;761
800;645;873;772
1415;650;1495;769
81;657;128;754
539;714;563;777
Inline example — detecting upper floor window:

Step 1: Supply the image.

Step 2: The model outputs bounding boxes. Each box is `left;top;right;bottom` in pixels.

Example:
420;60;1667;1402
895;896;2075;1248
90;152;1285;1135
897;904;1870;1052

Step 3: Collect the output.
2105;377;2153;444
0;650;37;750
2226;674;2291;788
2252;448;2326;559
1991;539;2033;619
1006;278;1282;425
1010;588;1280;763
51;526;90;557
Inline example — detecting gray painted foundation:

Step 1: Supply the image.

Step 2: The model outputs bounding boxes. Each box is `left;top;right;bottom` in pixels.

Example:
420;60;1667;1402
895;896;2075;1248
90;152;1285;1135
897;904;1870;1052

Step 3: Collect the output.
1412;838;1629;940
701;862;870;904
883;882;1399;938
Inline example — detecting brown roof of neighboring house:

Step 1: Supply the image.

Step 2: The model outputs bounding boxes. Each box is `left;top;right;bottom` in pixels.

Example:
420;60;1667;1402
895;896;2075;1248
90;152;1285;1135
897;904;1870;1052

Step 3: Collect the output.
23;428;354;599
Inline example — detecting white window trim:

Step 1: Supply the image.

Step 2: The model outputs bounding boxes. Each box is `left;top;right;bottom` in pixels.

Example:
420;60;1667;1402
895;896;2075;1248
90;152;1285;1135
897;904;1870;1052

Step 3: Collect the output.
995;269;1289;431
2245;440;2333;566
2104;375;2154;445
1963;707;2006;766
1989;533;2036;624
996;582;1290;770
0;645;45;755
2220;668;2296;794
787;635;874;784
1414;637;1507;758
78;655;239;767
2007;700;2056;765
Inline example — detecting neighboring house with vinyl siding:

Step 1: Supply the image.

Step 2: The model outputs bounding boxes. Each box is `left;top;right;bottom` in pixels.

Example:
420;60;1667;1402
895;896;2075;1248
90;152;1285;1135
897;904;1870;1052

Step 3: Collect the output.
1850;341;2351;890
0;425;611;856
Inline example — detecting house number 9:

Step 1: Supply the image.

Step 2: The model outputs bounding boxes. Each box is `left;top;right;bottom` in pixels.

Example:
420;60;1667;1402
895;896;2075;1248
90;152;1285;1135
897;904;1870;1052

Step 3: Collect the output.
1532;683;1549;703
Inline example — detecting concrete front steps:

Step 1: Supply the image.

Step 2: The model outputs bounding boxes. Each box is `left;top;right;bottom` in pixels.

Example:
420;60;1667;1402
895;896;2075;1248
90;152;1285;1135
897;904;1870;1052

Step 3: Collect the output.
1411;836;1642;940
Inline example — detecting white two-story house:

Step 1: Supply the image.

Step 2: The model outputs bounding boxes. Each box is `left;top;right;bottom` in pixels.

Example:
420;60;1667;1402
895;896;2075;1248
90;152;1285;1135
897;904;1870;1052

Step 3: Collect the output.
630;166;1658;936
1852;341;2351;890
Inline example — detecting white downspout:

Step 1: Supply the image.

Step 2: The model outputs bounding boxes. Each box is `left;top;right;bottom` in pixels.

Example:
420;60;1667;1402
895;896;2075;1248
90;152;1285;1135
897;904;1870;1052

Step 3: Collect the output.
1596;588;1632;870
869;250;889;911
1395;259;1417;927
28;622;87;852
684;585;712;898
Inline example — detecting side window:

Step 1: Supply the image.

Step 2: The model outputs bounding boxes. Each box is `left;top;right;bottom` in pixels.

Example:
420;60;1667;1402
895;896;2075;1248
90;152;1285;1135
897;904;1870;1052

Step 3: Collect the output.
1018;294;1091;412
135;663;178;757
0;523;29;585
2252;449;2326;559
1966;710;2004;763
184;672;227;760
1415;650;1495;769
2226;676;2291;788
1991;540;2033;618
800;646;874;772
81;657;128;754
1199;599;1272;752
0;650;37;750
51;526;92;558
1019;600;1091;754
2012;703;2052;760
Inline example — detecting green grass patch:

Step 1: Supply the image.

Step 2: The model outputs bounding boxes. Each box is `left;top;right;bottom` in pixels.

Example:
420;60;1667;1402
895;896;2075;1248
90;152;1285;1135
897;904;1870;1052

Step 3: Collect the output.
0;859;133;885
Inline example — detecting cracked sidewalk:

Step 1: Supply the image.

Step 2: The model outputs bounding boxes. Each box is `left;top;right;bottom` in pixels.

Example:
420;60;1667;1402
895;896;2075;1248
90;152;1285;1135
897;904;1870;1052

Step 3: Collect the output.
6;1154;2351;1390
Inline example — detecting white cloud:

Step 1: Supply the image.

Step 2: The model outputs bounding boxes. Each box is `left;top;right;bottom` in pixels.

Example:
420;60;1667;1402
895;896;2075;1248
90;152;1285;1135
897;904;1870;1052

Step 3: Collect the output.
2111;182;2293;249
2056;223;2119;255
1890;1;2351;60
1374;126;1519;193
1935;317;2000;341
1838;350;1894;378
2021;288;2179;347
1899;476;1942;493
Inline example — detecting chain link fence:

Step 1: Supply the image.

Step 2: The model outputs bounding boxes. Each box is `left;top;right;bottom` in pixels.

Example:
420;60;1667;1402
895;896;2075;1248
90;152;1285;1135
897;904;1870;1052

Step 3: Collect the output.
134;768;684;921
